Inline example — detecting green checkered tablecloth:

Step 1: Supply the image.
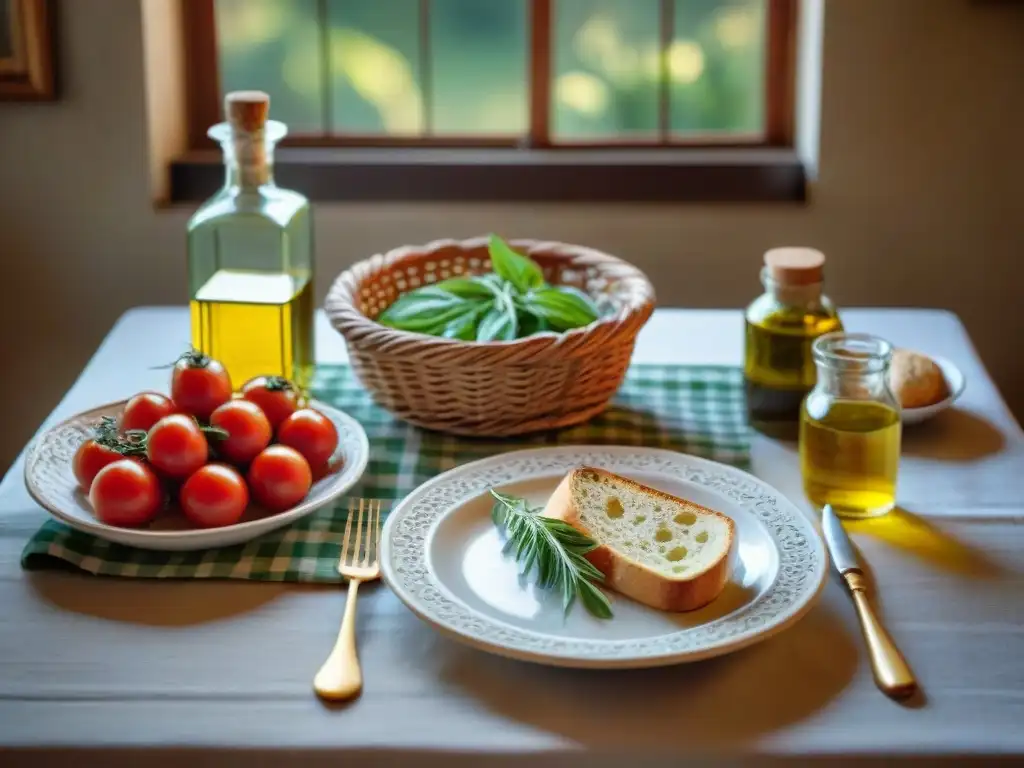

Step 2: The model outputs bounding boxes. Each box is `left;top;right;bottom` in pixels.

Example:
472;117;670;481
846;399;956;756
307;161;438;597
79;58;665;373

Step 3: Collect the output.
20;364;750;582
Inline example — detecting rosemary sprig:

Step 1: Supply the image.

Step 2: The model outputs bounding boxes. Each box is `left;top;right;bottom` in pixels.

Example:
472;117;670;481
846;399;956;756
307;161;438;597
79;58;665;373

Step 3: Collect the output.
489;489;613;620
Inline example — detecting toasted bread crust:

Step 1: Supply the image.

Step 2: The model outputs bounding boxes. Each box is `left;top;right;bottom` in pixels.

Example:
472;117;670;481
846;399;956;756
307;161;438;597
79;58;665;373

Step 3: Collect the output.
541;466;735;612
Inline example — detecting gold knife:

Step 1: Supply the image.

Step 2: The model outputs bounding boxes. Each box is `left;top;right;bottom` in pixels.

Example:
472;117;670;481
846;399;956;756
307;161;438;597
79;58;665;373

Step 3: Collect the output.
821;504;918;700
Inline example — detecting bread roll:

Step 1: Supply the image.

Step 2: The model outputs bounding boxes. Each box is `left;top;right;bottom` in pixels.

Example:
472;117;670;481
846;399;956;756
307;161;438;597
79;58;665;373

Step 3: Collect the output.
889;348;948;408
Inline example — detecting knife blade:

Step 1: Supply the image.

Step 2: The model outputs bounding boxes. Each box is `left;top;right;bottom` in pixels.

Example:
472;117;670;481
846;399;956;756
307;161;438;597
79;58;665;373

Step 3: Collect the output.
822;503;861;574
821;504;918;700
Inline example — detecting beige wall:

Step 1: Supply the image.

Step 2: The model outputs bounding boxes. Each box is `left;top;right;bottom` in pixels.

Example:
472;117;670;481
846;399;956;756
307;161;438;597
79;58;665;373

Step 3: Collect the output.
1;0;1023;473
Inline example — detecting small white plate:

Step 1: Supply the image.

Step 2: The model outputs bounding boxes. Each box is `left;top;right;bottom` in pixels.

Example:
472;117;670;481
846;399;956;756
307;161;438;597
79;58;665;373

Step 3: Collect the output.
899;355;966;425
381;446;828;669
23;399;369;551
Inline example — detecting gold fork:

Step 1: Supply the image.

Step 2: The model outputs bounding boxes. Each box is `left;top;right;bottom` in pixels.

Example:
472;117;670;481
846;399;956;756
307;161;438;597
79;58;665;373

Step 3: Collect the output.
313;498;382;701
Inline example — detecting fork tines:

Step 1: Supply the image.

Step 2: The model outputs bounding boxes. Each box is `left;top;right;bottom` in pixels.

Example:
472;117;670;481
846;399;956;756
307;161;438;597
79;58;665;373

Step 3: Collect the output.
341;498;382;567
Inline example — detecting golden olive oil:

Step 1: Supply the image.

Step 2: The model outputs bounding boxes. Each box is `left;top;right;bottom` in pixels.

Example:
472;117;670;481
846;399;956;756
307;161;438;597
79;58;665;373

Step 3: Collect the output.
744;308;842;436
190;269;314;389
800;399;900;518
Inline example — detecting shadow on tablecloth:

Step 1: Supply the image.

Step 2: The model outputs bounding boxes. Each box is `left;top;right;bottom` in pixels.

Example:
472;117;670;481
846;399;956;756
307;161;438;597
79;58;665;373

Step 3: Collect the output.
901;408;1005;461
427;601;863;751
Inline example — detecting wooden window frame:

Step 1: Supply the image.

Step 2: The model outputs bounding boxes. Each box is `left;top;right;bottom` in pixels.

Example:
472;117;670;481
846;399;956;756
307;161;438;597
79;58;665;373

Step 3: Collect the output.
171;0;805;203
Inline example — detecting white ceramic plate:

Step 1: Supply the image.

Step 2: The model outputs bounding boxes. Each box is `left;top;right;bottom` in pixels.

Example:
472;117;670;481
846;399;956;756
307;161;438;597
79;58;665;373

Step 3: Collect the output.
380;446;827;669
23;399;369;551
899;354;966;425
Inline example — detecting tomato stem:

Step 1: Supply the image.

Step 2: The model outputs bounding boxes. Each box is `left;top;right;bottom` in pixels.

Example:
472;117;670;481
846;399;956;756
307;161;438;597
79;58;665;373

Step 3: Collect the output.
90;415;226;461
151;347;211;370
200;425;230;440
264;376;294;392
91;418;148;457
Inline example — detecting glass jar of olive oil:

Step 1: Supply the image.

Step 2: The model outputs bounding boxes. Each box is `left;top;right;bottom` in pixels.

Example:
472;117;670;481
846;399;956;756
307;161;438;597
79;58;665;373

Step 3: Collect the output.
800;332;902;519
187;91;315;389
744;247;842;438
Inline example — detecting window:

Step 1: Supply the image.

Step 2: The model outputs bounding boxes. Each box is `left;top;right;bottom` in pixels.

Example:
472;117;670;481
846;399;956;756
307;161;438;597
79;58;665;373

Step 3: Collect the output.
174;0;803;202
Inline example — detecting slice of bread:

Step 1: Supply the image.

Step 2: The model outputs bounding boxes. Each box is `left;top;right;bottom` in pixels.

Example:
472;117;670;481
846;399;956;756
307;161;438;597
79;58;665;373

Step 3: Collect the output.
541;466;735;612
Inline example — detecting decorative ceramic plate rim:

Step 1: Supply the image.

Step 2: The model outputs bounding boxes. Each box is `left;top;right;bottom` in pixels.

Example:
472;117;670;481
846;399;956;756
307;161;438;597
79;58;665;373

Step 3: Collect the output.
23;398;369;544
380;446;828;669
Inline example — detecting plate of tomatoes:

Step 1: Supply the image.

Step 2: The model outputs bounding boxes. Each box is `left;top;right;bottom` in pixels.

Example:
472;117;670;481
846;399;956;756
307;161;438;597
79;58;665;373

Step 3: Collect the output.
23;351;370;551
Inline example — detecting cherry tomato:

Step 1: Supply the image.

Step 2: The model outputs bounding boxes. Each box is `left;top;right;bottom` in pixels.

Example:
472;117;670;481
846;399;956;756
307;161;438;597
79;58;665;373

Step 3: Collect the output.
276;409;339;468
209;400;272;465
72;439;125;492
170;350;232;422
241;376;301;429
146;414;209;479
247;445;312;511
120;392;176;434
179;463;249;528
310;455;345;483
88;459;163;527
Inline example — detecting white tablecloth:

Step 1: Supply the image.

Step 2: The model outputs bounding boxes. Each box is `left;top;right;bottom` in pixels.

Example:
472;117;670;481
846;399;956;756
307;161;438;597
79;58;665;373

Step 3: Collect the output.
1;307;1023;767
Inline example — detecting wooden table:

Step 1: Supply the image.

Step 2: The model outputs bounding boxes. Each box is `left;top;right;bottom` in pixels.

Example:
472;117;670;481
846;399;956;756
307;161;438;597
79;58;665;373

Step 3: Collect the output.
2;307;1023;767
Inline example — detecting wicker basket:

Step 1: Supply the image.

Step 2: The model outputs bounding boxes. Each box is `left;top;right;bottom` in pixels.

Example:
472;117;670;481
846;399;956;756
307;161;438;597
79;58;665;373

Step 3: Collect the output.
324;236;656;436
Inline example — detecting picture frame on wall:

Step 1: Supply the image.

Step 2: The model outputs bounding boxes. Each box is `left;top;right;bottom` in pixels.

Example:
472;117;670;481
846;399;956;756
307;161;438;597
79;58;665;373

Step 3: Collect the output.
0;0;54;101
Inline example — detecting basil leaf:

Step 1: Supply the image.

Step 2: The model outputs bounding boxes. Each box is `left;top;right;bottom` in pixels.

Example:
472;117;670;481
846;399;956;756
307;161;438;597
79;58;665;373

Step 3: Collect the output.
488;234;544;294
433;277;495;300
394;308;471;334
517;307;550;337
553;285;601;316
378;285;460;317
442;301;491;340
387;284;463;304
378;303;464;331
377;287;475;332
520;287;599;331
478;273;508;290
476;303;518;342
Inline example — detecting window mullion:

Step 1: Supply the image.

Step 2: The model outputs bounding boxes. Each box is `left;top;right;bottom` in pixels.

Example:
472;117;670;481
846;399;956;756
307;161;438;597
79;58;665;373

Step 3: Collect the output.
765;0;796;145
528;0;551;148
659;0;674;144
419;0;433;137
316;0;332;137
184;0;221;150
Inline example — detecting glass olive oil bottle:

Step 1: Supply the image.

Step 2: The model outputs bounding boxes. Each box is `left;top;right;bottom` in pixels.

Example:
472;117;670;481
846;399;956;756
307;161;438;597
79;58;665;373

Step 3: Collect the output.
187;91;315;389
744;248;842;438
800;333;901;518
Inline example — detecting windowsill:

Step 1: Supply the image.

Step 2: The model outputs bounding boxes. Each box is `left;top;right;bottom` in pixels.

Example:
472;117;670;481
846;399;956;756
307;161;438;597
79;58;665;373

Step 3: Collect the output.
168;146;807;204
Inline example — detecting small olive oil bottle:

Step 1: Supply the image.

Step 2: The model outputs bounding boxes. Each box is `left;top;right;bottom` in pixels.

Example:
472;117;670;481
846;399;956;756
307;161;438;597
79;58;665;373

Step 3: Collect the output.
743;247;842;438
800;332;901;519
187;90;315;389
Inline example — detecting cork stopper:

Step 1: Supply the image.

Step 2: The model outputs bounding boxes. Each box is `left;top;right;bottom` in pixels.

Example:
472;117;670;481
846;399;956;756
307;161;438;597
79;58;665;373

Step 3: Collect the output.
763;247;825;286
225;90;270;133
